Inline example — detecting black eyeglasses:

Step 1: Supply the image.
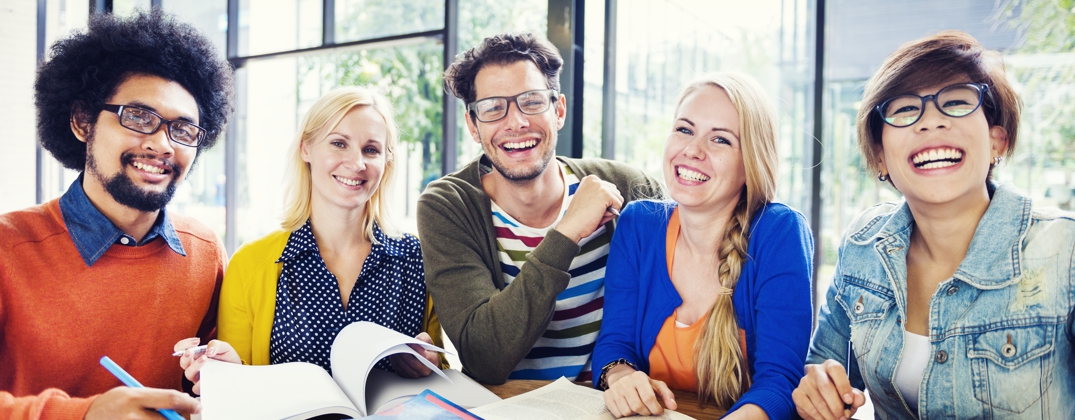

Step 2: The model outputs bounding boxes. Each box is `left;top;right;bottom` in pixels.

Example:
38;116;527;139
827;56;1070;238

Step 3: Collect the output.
875;83;990;128
467;89;559;123
101;104;206;147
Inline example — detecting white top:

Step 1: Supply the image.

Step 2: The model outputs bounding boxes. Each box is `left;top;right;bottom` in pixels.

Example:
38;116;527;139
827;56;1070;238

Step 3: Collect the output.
893;329;930;413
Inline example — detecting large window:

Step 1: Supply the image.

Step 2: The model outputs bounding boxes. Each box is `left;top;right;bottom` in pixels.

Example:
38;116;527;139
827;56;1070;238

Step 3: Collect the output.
9;0;1073;274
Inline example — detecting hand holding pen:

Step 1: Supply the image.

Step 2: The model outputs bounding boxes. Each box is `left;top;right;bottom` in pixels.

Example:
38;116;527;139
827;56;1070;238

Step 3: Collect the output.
791;340;867;420
174;337;243;395
92;356;199;420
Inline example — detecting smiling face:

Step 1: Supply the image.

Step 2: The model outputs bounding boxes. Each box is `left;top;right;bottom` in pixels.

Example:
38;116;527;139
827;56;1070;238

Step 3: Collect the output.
75;74;199;213
877;80;1008;206
302;105;388;215
663;85;747;211
465;60;565;182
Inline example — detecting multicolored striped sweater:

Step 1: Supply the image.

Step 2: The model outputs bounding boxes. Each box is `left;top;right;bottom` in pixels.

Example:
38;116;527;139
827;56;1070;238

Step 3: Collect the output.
490;162;610;381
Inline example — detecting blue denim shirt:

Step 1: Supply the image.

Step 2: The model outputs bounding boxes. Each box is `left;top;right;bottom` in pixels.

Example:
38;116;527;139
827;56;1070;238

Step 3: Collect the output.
58;176;185;266
808;183;1075;419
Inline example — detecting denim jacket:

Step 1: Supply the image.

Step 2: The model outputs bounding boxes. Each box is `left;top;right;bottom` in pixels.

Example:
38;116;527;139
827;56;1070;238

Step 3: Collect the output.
808;183;1075;419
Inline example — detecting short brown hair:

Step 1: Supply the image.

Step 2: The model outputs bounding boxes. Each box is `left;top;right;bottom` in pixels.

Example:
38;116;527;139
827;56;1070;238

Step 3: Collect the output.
856;30;1021;174
443;33;563;109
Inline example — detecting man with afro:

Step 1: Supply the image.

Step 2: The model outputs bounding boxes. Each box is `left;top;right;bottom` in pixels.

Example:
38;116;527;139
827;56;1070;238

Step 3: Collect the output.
0;9;232;419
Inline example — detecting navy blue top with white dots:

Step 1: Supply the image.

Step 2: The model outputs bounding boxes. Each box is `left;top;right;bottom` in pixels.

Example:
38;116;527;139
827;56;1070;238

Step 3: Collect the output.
269;220;426;374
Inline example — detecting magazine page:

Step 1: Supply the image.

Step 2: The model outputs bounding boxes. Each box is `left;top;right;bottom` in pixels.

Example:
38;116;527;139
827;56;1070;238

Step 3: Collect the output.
199;359;361;420
330;321;452;415
367;389;484;419
365;367;502;414
470;377;696;420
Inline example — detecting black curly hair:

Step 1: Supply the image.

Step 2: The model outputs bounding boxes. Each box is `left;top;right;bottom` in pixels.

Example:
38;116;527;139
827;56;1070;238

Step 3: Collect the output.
443;32;563;109
34;9;234;170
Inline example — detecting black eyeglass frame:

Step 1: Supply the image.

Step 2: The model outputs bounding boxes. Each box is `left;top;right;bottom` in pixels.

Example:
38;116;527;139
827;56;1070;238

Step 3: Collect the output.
874;82;992;128
466;89;560;123
101;104;207;147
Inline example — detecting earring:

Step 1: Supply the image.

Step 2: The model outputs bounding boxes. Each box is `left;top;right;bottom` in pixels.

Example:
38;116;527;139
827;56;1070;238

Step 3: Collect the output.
992;156;1004;166
877;172;889;182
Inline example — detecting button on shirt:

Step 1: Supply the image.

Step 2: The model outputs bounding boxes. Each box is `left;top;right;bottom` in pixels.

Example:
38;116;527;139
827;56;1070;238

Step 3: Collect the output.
269;221;426;374
58;175;186;266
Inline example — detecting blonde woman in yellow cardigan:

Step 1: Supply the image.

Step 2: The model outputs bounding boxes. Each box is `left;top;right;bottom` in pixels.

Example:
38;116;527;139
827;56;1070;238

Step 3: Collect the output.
175;86;445;394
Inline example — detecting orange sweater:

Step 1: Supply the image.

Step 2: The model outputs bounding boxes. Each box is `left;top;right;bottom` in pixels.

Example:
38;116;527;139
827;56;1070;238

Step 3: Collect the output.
0;200;224;420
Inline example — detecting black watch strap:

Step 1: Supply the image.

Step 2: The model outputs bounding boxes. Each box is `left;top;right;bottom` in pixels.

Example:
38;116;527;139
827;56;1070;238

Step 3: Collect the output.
597;358;637;390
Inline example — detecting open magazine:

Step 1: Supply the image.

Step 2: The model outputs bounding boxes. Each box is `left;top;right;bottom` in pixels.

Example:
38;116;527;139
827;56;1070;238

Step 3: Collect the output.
199;321;501;419
471;377;697;420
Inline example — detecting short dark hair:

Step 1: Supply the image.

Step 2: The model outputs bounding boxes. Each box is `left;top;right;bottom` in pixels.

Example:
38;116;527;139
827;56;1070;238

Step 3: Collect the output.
857;30;1021;174
34;9;234;170
443;32;563;108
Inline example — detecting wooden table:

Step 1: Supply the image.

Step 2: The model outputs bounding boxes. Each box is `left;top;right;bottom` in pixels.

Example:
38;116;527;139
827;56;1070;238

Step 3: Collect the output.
483;380;726;419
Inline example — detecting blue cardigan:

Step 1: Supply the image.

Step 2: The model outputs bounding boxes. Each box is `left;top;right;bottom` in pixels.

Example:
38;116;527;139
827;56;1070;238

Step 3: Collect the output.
593;200;813;418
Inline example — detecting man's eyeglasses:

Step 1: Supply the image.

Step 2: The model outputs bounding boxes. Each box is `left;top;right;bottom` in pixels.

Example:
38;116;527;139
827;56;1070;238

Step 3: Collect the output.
875;83;990;128
467;89;558;123
101;104;206;147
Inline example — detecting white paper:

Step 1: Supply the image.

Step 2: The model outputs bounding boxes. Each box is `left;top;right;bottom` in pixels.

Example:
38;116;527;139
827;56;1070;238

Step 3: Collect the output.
200;359;361;420
471;377;696;420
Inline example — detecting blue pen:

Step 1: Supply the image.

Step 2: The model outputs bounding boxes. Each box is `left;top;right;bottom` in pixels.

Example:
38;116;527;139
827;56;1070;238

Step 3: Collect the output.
99;356;186;420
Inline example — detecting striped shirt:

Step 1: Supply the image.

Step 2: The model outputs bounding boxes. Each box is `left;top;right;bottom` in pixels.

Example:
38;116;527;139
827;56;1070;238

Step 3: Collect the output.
489;161;612;381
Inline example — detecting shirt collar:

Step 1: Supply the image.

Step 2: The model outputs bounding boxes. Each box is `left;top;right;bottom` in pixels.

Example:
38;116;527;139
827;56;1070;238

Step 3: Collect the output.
59;175;186;267
860;181;1030;288
277;220;402;263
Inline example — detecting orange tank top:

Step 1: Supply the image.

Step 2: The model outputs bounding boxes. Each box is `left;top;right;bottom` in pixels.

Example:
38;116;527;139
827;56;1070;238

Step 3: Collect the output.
649;207;748;392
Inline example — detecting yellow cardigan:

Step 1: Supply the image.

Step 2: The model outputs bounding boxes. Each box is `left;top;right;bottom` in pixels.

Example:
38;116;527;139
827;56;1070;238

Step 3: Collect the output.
218;229;445;367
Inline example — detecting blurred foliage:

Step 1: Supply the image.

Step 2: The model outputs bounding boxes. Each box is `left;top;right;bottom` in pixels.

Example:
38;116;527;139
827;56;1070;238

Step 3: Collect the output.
295;0;549;181
995;0;1075;208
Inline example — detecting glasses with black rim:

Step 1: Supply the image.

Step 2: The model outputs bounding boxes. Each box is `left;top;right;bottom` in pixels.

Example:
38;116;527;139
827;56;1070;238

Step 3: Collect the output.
467;89;559;123
875;82;991;128
101;104;207;147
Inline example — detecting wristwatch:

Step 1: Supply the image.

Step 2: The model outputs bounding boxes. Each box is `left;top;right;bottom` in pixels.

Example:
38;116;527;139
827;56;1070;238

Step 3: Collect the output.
597;358;637;390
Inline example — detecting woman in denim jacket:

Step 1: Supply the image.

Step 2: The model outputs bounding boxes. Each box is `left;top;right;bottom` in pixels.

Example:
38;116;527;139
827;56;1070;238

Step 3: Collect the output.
793;31;1075;419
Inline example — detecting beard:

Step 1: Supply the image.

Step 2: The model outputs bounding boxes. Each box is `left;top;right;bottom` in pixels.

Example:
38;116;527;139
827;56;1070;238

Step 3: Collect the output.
86;139;184;213
483;130;556;183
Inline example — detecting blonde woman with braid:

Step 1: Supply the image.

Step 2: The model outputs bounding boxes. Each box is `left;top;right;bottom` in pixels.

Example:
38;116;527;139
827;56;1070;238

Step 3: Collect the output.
593;72;813;419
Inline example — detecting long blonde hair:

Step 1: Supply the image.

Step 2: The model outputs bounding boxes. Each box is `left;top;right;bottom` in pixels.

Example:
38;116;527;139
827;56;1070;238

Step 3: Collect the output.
673;72;778;408
280;86;401;241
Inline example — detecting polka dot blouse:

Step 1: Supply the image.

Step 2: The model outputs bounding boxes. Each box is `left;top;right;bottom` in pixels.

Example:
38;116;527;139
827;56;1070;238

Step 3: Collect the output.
269;220;426;374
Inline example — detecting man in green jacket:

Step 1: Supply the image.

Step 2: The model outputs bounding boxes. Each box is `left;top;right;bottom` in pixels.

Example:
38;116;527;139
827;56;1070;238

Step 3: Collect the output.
418;32;662;385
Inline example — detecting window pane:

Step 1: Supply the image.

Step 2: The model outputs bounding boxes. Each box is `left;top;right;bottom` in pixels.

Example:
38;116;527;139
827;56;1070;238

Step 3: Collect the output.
112;0;151;16
37;0;91;204
162;0;228;57
235;42;444;244
0;1;39;212
238;0;322;56
335;0;444;43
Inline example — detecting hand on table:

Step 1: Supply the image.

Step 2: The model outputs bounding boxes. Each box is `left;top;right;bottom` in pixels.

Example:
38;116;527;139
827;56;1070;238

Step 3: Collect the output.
792;360;866;420
175;337;242;395
602;365;677;418
389;332;439;378
84;386;200;420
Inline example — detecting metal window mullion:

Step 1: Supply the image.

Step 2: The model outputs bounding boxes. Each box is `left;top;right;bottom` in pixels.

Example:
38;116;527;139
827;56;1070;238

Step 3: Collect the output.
441;0;458;175
323;0;335;46
809;0;826;287
36;0;47;204
90;0;112;14
224;0;240;254
600;0;616;160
